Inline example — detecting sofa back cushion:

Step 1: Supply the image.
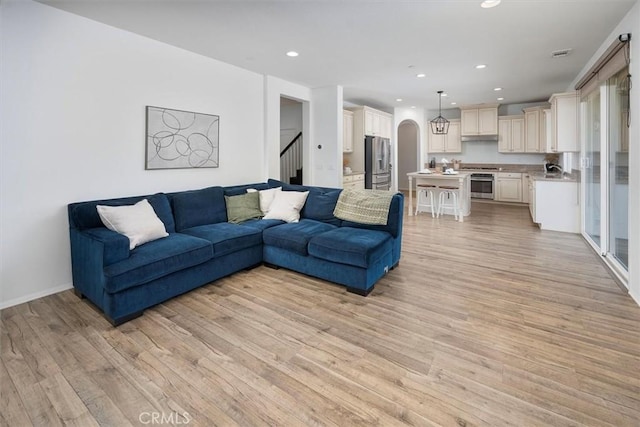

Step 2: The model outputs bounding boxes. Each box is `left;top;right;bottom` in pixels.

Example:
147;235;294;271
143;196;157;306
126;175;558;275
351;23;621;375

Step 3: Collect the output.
170;186;226;231
339;193;404;238
68;193;175;233
303;188;342;225
267;179;342;225
223;182;269;196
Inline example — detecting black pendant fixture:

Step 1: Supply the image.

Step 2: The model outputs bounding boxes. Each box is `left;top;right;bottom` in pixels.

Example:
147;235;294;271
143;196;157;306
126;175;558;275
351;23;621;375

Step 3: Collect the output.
430;90;450;135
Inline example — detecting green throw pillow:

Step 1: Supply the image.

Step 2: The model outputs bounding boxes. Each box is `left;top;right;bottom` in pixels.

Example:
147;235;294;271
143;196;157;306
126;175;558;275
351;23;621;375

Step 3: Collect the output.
225;192;262;224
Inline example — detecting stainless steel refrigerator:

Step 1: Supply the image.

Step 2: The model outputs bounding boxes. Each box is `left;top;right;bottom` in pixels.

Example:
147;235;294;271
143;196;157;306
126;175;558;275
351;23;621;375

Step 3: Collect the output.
365;136;391;190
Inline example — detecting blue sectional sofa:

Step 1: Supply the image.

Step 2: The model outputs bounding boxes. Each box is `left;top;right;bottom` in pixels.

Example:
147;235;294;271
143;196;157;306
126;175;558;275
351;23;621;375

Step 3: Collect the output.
68;179;404;325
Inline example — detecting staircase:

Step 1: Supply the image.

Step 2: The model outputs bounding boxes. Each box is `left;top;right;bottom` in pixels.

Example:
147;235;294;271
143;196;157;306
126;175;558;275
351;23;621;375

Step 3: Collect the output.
280;131;303;185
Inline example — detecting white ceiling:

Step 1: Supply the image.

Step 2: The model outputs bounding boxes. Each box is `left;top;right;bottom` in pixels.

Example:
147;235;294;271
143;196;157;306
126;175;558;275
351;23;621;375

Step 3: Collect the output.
40;0;636;112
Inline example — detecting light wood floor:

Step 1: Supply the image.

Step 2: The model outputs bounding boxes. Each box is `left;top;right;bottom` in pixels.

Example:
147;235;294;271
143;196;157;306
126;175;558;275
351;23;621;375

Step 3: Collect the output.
2;201;640;426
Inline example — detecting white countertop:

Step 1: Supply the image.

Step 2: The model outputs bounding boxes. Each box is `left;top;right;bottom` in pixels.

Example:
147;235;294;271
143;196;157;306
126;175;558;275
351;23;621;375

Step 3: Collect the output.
530;172;579;182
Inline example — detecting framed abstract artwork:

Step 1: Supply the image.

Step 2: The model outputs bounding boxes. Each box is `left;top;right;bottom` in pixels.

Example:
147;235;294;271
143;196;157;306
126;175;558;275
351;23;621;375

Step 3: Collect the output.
145;106;219;169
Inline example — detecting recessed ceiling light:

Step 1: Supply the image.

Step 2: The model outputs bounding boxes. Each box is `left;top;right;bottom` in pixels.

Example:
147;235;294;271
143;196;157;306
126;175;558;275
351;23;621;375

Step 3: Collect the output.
441;93;448;97
411;106;416;109
494;87;502;91
286;51;299;57
416;73;426;78
497;97;504;101
475;64;487;69
396;98;403;102
481;0;501;8
451;102;457;105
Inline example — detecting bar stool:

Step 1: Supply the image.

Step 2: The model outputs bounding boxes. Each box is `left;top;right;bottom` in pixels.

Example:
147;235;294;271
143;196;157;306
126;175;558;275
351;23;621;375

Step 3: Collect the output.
415;184;437;217
437;185;461;220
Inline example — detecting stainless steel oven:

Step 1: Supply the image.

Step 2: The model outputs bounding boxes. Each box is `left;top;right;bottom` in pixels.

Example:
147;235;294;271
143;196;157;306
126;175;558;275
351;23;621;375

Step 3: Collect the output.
470;173;494;199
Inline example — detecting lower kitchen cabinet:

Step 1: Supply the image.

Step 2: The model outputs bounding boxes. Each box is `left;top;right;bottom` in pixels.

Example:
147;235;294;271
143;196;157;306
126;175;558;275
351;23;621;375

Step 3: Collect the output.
529;179;536;221
495;172;522;202
343;173;364;190
521;174;530;204
530;179;580;233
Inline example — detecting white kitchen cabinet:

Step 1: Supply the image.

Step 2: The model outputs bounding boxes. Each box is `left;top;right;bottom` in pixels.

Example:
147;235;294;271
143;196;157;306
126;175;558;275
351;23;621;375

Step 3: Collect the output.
531;179;580;232
460;105;499;136
548;91;579;152
521;174;530;204
478;107;499;135
342;173;365;190
544;109;554;152
378;114;393;139
343;110;354;153
495;172;522;202
529;180;536;221
498;116;525;153
461;109;479;135
362;106;392;138
349;106;394;173
524;106;547;153
427;119;460;153
364;110;375;136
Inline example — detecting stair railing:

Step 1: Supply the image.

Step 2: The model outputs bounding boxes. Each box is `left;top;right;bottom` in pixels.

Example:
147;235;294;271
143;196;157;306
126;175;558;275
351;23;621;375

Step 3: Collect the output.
280;131;303;184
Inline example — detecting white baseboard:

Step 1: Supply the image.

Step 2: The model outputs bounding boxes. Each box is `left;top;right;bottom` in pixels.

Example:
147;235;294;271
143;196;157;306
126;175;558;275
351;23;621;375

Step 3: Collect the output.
0;283;73;310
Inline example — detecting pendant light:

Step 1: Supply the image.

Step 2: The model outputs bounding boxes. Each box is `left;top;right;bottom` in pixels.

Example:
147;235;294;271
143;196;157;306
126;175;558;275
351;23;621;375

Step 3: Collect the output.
430;91;450;135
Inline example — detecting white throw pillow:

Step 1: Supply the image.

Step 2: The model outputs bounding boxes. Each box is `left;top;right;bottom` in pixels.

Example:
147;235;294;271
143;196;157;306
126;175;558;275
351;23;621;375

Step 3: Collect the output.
263;190;309;223
247;187;282;215
97;199;169;250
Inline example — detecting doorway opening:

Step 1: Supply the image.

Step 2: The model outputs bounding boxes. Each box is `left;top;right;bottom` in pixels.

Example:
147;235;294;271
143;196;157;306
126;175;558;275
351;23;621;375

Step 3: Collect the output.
397;120;420;191
280;97;303;184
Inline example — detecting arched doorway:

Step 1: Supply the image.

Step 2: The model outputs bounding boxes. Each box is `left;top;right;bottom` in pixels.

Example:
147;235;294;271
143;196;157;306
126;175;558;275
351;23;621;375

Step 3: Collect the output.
397;120;420;191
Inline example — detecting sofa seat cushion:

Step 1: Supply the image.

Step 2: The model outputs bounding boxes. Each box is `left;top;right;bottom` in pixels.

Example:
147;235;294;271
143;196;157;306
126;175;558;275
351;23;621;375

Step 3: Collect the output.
262;219;337;256
104;233;213;294
308;227;392;269
181;222;263;257
239;218;286;231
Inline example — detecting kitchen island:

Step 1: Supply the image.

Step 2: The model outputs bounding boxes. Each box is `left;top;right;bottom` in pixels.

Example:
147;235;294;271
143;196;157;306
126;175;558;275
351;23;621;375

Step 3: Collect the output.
407;171;471;222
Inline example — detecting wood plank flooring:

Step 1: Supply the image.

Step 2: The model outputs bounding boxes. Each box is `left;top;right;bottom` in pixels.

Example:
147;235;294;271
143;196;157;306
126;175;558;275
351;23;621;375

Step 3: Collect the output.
2;201;639;426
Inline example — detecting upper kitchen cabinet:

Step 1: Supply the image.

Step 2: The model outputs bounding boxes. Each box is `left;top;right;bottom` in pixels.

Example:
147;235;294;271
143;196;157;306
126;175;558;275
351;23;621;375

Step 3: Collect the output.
460;104;499;136
343;110;354;153
523;106;548;153
498;116;525;153
427;119;461;153
348;106;393;172
361;106;392;139
548;91;579;152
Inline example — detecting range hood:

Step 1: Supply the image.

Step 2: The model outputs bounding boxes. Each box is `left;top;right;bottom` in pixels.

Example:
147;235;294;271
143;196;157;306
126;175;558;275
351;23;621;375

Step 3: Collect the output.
461;134;499;142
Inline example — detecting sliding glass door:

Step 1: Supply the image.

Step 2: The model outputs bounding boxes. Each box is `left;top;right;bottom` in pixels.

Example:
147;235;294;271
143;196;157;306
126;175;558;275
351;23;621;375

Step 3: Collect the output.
607;67;629;270
583;90;601;247
581;65;629;281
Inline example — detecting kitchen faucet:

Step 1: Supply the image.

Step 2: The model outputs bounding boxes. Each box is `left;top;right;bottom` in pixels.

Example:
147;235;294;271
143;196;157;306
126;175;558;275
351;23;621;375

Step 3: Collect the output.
547;165;563;173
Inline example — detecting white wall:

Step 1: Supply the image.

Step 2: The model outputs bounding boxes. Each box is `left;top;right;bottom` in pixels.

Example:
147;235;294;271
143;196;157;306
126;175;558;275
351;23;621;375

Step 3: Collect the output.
0;1;266;307
451;142;546;165
571;1;640;305
264;76;311;182
311;86;343;188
